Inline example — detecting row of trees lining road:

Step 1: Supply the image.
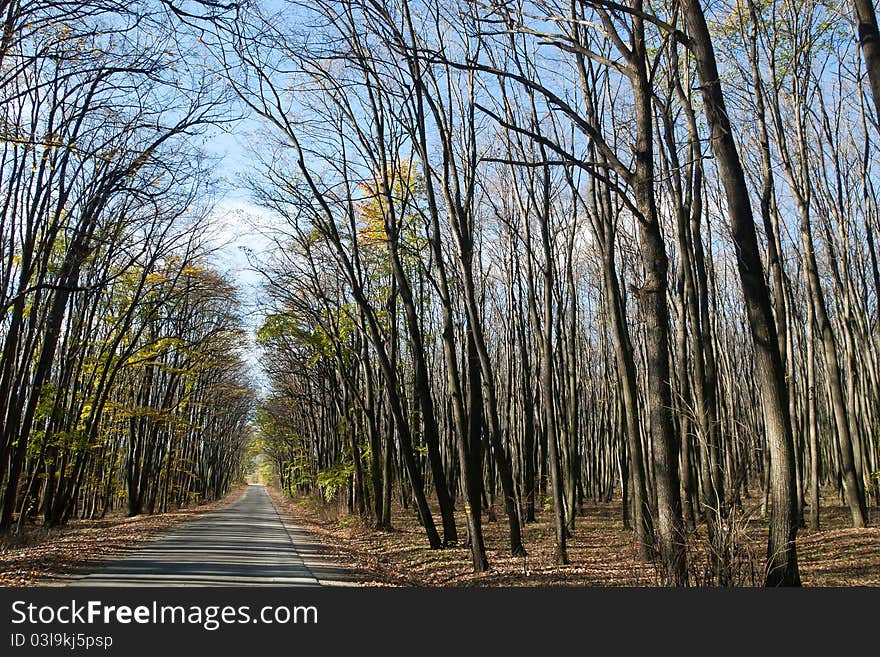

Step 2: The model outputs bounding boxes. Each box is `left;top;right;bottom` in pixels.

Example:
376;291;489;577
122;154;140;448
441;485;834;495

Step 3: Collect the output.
220;0;880;587
0;1;255;532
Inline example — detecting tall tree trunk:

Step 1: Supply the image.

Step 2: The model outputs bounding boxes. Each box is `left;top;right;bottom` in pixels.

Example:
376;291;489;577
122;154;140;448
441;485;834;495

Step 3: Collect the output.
681;0;801;586
387;236;458;544
631;12;687;584
538;162;568;564
853;0;880;125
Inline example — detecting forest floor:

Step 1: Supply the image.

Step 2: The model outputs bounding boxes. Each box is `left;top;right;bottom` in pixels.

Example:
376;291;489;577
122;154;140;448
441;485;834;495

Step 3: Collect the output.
0;485;247;586
273;489;880;587
3;485;875;587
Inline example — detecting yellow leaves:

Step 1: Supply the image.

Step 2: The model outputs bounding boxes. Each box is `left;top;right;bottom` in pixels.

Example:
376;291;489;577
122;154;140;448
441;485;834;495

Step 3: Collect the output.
357;192;389;251
145;272;170;286
77;404;93;433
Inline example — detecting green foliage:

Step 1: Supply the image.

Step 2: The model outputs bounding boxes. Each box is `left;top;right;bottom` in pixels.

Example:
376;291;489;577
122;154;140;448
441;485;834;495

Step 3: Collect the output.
255;313;298;346
257;306;357;365
34;384;58;424
285;456;313;488
315;462;355;502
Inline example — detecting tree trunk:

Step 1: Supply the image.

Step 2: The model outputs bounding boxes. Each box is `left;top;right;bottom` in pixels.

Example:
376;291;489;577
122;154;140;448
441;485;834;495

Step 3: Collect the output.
853;0;880;125
681;0;800;586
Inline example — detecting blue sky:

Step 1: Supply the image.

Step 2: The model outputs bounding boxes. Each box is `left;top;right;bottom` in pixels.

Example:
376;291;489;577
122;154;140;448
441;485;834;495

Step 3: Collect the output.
202;117;277;389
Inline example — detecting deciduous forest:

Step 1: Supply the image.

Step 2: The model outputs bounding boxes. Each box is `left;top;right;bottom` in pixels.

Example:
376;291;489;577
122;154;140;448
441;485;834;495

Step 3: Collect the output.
3;0;880;587
0;1;253;537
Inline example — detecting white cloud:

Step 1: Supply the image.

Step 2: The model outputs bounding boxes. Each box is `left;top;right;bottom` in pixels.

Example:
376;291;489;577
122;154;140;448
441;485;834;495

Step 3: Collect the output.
205;197;280;392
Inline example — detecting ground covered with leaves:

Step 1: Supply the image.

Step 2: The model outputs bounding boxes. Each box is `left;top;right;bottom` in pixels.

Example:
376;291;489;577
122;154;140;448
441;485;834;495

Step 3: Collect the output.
3;485;876;587
0;486;247;587
274;490;880;587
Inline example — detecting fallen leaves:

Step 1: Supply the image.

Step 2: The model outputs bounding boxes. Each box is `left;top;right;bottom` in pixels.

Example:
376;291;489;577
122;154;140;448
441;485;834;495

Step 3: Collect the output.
0;486;247;587
271;490;880;587
5;486;876;588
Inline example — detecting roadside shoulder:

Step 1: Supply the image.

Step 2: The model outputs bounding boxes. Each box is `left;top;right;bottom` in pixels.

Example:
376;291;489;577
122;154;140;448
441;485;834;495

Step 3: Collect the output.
266;487;410;587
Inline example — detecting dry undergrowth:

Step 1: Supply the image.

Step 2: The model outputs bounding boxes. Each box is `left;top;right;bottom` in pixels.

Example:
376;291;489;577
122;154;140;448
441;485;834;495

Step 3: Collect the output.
274;489;880;587
0;485;247;587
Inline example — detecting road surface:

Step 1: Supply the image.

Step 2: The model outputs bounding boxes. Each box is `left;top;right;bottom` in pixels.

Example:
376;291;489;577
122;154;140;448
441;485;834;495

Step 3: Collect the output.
73;484;351;586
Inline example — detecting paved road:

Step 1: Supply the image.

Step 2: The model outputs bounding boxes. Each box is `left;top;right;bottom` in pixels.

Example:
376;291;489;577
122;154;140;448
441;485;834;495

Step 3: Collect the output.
74;485;348;587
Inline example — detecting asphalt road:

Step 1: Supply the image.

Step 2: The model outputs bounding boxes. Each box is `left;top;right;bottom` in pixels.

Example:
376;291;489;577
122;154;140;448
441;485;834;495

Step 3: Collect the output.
74;484;349;587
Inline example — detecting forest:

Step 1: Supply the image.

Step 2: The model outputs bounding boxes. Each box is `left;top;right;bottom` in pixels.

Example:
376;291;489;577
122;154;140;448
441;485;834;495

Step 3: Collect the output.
2;0;880;587
0;1;254;537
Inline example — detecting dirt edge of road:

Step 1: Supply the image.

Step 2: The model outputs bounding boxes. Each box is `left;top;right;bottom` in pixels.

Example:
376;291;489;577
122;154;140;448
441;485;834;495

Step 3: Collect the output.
266;487;409;587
